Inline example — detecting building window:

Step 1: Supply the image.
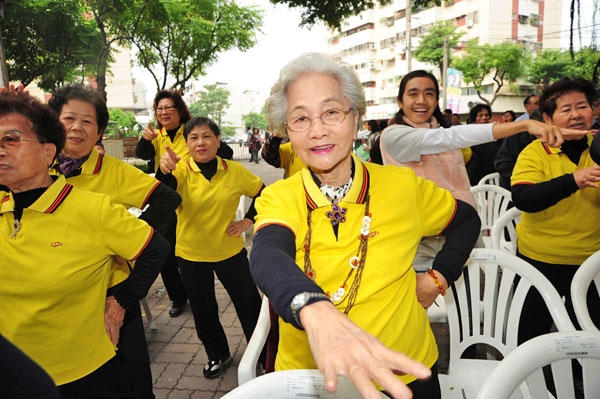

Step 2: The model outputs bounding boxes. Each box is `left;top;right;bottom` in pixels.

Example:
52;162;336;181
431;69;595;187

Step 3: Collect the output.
386;58;396;68
380;97;397;104
362;81;376;88
343;23;375;37
394;9;405;19
518;15;529;24
366;100;377;106
530;14;539;26
455;15;466;26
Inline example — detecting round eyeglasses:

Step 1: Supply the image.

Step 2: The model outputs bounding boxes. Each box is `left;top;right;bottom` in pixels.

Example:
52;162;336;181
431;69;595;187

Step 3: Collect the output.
156;105;177;113
285;108;352;132
0;130;46;149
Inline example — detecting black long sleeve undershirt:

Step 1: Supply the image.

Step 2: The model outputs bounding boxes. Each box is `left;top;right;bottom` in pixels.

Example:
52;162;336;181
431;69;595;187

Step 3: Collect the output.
111;232;169;309
138;183;181;234
135;138;155;160
261;136;283;168
511;138;586;213
249;199;480;329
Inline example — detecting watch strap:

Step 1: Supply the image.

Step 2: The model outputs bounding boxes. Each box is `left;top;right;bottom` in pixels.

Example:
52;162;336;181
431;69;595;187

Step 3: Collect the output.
291;292;332;329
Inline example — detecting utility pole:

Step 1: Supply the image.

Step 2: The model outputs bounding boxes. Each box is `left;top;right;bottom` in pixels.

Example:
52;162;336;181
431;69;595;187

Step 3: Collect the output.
0;0;8;89
442;36;448;109
406;0;412;72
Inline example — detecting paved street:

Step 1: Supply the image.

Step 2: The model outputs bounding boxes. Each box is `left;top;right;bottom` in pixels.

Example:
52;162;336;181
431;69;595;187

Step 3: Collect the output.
142;159;449;398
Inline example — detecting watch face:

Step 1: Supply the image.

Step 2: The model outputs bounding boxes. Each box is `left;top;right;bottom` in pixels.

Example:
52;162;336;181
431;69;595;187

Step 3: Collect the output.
292;292;308;307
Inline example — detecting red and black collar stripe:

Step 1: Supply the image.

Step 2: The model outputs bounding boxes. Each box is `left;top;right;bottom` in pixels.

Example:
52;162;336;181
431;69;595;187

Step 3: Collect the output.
541;142;553;155
221;159;228;170
44;184;73;213
304;164;370;210
93;153;104;174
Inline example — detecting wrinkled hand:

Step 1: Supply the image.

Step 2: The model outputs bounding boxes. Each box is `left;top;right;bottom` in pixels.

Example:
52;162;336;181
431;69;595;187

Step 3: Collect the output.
104;296;126;345
0;83;29;95
160;145;181;174
573;165;600;189
415;271;447;309
300;301;431;399
142;122;158;141
225;218;253;237
526;120;591;147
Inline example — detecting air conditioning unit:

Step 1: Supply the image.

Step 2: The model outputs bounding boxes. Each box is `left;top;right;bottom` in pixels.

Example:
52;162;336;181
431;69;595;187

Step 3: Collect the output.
369;62;376;70
467;19;474;27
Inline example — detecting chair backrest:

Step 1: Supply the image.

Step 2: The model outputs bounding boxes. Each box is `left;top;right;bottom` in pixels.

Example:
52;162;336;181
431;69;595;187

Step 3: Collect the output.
470;185;512;235
235;195;247;242
226;369;388;398
571;249;600;334
477;172;500;186
445;248;575;375
476;331;600;399
491;207;522;255
238;295;271;385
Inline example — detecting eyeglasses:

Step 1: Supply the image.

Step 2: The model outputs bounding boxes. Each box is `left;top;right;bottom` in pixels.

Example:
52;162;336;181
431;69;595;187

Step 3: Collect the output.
156;105;177;113
0;130;46;149
284;108;352;132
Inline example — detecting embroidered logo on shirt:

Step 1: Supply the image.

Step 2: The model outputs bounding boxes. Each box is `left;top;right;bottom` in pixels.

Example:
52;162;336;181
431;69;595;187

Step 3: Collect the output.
50;242;63;247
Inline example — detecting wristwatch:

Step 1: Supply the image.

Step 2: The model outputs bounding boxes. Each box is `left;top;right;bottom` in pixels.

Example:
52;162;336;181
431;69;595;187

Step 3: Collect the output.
290;292;332;329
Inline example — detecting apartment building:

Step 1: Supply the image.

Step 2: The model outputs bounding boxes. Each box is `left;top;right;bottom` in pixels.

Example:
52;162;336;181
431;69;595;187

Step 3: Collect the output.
326;0;563;120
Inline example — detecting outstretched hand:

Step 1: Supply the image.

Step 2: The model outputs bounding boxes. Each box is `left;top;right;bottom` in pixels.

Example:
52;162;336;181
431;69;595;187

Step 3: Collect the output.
300;301;431;399
142;121;158;141
160;145;181;174
526;119;593;147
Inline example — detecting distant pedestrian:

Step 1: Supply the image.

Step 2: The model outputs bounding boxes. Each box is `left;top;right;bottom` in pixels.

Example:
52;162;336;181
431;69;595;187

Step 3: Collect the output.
249;127;261;163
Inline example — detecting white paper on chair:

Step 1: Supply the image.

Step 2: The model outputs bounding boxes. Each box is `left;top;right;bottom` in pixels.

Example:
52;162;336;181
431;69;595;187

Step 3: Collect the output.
284;375;334;398
553;335;600;357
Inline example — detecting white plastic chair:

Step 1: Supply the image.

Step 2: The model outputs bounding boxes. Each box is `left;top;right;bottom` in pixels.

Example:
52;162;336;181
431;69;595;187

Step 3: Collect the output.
571;249;600;334
491;207;522;255
226;369;388;398
235;195;246;243
238;295;271;385
477;172;500;186
476;331;600;399
438;248;576;399
470;184;512;248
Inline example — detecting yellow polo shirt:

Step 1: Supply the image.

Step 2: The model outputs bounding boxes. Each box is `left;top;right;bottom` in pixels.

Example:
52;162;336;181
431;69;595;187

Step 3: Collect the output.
280;142;305;177
511;135;600;265
51;149;161;286
172;156;263;262
254;154;457;384
0;177;153;385
151;124;190;171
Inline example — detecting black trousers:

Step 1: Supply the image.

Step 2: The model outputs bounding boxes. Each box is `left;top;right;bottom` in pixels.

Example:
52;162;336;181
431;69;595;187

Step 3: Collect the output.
59;355;133;399
177;249;262;360
517;251;600;344
115;306;154;399
161;213;187;305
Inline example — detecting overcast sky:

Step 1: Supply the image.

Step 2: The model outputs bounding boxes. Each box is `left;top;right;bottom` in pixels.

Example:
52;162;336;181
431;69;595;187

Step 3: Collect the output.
135;0;328;103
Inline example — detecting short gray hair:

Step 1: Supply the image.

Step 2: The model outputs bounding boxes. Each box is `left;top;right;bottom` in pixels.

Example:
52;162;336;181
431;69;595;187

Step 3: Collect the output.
265;53;366;137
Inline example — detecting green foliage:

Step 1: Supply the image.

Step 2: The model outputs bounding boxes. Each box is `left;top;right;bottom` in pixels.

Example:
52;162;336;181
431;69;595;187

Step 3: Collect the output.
108;108;140;137
452;40;529;105
188;84;231;126
528;48;600;85
2;0;103;91
269;0;438;28
242;109;268;131
123;0;264;91
220;123;238;137
413;21;465;76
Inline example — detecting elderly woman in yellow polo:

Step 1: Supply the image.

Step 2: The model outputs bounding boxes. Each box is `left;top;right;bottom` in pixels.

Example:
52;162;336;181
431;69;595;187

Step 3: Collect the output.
249;53;481;399
0;92;168;398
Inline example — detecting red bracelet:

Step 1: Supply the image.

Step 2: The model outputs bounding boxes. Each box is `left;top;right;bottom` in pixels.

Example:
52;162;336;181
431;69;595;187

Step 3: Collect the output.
427;268;446;296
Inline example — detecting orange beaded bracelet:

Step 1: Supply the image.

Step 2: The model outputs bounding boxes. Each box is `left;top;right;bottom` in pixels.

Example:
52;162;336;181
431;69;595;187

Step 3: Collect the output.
427;268;446;296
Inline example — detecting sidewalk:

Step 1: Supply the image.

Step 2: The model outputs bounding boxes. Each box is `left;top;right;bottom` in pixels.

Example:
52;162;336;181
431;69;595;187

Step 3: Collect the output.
142;160;450;398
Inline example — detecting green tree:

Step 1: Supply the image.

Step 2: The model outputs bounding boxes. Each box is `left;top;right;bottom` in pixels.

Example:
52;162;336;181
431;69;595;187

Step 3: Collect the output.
413;21;465;78
188;84;231;126
269;0;438;28
452;40;528;106
108;108;140;137
125;0;264;91
2;0;102;91
242;109;267;131
527;49;573;86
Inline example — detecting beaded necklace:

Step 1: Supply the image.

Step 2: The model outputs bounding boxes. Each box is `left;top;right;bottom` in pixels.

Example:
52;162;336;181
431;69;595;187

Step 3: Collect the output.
303;193;374;315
